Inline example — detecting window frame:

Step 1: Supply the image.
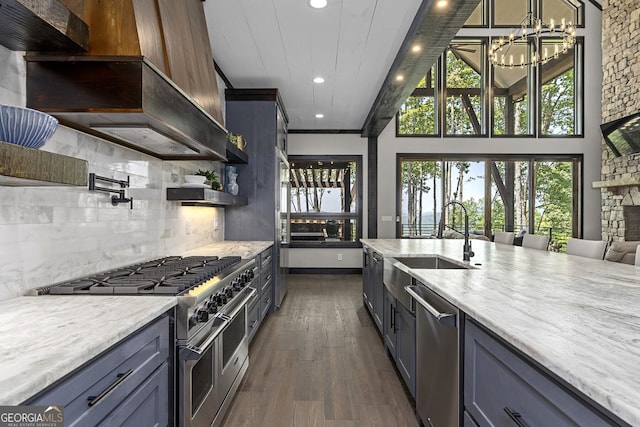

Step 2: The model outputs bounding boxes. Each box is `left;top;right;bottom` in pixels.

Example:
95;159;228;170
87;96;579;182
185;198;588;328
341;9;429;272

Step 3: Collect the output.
395;153;583;241
288;154;363;248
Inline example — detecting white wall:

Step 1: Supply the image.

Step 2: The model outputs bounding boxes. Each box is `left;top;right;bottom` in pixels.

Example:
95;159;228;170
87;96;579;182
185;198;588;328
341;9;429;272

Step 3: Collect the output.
0;46;225;301
287;133;368;268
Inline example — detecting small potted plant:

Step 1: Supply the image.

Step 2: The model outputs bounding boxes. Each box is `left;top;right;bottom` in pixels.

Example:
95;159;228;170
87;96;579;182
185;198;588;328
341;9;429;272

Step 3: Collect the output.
195;169;221;190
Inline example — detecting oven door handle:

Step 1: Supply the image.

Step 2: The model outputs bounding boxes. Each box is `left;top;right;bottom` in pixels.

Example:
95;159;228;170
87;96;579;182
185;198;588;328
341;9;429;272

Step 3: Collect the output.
225;287;257;322
180;333;218;360
180;287;257;361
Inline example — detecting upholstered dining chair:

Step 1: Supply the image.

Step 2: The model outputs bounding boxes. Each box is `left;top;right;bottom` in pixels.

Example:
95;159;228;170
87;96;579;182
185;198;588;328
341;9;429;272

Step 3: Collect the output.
522;234;550;251
566;238;608;260
494;231;515;245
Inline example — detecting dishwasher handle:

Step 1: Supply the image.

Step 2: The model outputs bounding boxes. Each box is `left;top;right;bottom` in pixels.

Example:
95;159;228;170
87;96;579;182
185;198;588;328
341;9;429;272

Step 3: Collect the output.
405;285;457;328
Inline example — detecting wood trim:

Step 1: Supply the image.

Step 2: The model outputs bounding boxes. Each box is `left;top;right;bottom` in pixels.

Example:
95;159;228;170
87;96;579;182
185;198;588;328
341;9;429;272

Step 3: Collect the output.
225;88;289;123
214;61;233;89
368;137;378;238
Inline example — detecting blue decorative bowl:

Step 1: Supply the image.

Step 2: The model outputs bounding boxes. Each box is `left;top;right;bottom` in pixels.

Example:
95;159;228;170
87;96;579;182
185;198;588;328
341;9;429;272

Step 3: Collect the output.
0;105;58;149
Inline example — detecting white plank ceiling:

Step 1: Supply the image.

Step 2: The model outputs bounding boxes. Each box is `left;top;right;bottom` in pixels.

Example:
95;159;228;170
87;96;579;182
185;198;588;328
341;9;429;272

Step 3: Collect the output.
203;0;423;131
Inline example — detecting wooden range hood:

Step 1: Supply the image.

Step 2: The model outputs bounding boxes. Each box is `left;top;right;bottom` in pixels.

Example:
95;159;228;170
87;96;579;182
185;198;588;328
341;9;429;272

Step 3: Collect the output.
25;0;228;161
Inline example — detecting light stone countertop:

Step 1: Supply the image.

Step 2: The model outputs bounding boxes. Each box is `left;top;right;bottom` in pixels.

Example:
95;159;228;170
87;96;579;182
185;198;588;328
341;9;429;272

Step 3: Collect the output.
179;240;273;259
0;295;176;406
361;238;640;426
0;240;272;406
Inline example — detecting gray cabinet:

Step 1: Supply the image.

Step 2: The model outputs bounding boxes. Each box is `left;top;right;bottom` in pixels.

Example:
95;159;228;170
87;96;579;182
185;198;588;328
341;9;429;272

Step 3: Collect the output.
225;89;288;310
27;313;172;426
248;246;274;343
362;248;384;334
383;288;416;398
372;252;384;333
362;249;374;312
395;301;416;398
383;288;397;355
464;319;615;427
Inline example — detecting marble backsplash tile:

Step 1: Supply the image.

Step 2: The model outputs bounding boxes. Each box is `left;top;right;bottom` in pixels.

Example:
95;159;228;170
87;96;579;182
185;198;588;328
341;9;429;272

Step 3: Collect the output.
0;47;226;301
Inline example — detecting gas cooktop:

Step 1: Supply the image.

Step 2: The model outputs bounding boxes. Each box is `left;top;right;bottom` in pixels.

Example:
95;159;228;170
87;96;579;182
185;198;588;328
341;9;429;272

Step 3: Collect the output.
32;256;243;296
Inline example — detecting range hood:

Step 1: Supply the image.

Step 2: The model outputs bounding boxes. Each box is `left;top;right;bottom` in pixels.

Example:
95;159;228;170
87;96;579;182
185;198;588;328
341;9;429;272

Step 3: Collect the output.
24;0;229;161
26;55;228;160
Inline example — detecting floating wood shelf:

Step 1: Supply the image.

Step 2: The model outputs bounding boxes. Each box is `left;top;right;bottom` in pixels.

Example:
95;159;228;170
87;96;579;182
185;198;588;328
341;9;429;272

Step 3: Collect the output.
0;0;88;52
0;141;88;186
226;142;248;164
592;177;640;189
167;187;247;207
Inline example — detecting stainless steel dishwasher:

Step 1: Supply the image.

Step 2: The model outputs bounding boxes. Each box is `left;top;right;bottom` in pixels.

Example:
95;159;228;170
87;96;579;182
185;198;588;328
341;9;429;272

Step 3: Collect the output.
406;282;461;427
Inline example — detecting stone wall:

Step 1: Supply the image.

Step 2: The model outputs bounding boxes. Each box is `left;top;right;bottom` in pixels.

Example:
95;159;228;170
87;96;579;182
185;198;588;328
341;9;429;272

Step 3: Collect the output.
600;0;640;241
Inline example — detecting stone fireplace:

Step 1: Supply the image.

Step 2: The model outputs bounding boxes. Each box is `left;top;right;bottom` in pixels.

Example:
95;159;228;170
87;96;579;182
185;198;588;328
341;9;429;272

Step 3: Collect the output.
598;153;640;241
600;0;640;242
624;206;640;240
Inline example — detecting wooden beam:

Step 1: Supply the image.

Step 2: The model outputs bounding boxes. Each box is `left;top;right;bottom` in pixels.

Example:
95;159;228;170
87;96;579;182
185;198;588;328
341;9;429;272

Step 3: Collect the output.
361;0;481;137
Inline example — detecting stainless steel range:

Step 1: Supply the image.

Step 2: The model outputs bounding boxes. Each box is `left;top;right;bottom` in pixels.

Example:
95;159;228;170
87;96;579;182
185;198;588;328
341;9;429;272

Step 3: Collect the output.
31;255;259;427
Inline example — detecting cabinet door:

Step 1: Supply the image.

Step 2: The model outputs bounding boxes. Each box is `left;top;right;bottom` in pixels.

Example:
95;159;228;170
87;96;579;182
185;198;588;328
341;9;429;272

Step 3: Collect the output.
247;295;261;343
97;363;169;427
395;302;416;398
383;289;397;357
465;320;615;427
362;250;374;313
28;315;170;426
372;253;384;333
261;280;273;321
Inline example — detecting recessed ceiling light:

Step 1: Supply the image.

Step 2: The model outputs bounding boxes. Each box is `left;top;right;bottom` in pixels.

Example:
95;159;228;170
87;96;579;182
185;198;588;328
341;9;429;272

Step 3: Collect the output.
411;45;422;53
315;113;324;118
395;75;404;82
310;0;327;8
313;76;325;84
436;0;448;8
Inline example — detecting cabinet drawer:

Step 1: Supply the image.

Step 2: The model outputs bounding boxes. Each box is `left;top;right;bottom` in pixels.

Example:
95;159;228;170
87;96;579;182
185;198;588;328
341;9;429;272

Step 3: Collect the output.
260;249;273;272
464;320;614;427
261;268;273;291
247;294;261;342
28;315;170;425
260;281;273;321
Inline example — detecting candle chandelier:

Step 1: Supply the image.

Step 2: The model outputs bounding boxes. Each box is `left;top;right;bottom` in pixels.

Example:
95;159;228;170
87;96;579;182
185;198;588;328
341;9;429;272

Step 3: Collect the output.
489;11;576;68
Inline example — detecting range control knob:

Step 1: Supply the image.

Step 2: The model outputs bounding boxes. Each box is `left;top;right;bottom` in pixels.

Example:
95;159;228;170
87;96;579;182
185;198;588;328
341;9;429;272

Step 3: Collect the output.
225;286;234;297
188;315;199;329
206;300;218;314
196;309;209;323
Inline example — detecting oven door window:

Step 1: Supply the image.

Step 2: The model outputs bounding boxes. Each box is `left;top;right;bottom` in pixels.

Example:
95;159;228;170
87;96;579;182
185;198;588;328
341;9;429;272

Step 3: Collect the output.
223;308;246;366
191;344;214;416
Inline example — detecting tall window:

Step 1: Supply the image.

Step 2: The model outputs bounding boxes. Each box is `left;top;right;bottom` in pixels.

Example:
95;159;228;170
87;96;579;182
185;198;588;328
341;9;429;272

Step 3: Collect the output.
445;41;486;136
288;155;362;247
540;40;578;136
397;65;438;135
492;41;534;136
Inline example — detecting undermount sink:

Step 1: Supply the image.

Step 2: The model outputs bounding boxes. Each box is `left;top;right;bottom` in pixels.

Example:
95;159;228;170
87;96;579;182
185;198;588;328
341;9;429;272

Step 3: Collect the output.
393;256;474;270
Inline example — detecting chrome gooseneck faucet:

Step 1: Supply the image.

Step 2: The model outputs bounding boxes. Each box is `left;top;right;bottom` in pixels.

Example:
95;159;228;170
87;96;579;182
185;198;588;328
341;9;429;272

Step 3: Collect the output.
437;201;475;261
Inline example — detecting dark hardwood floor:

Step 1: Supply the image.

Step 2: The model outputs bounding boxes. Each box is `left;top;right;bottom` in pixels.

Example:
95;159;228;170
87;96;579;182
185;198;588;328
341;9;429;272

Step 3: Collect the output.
222;274;418;427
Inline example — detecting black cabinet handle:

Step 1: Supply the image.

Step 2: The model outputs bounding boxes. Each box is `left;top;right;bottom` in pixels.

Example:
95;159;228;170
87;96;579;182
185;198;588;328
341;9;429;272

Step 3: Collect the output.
504;407;527;427
390;306;395;330
87;369;133;407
